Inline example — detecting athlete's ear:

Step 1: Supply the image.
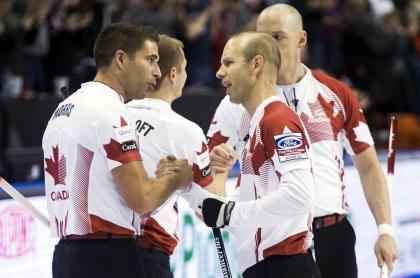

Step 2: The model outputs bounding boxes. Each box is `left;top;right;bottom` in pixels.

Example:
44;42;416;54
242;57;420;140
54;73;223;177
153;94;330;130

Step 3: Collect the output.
114;50;125;70
169;67;177;84
298;30;307;49
252;55;264;75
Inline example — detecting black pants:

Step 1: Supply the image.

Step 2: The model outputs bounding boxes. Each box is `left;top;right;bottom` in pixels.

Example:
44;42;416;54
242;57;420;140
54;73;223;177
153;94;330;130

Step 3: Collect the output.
313;218;357;278
52;239;145;278
242;252;318;278
138;248;173;278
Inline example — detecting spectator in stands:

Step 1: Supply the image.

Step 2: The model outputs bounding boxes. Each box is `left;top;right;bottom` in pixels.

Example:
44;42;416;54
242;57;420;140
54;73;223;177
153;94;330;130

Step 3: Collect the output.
340;0;411;116
209;0;252;75
173;0;217;90
0;0;23;96
122;0;178;37
20;0;52;98
46;0;102;94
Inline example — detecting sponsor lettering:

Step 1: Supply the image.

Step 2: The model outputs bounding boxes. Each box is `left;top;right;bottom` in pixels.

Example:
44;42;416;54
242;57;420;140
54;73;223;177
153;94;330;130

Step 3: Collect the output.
201;166;211;177
118;129;131;136
135;120;155;136
308;108;330;124
196;150;210;169
275;134;303;150
308;117;330;124
50;190;69;201
121;141;137;152
52;103;75;120
214;237;229;275
114;125;134;142
224;201;235;224
274;133;308;162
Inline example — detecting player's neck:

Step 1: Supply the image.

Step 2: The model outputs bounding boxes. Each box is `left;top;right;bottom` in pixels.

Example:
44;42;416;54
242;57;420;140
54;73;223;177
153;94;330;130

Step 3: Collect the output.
243;81;276;117
145;89;174;106
277;63;305;86
93;71;127;101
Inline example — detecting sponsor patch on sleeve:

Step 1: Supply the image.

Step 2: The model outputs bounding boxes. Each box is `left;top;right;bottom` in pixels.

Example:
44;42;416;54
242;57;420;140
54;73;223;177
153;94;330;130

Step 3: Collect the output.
195;150;210;170
121;140;138;152
274;133;308;162
114;125;135;143
201;165;211;177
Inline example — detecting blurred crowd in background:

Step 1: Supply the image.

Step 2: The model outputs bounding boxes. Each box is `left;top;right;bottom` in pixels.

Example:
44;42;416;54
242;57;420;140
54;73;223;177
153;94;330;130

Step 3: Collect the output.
0;0;419;142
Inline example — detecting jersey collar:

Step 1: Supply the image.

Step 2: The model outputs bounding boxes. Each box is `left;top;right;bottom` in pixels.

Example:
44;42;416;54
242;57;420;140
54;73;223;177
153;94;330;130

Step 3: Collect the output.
276;63;311;92
248;96;280;136
83;81;124;102
128;98;172;112
275;64;316;115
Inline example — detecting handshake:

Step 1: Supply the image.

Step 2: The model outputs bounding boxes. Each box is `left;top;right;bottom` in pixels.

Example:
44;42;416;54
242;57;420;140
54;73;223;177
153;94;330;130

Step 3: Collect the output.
199;198;236;228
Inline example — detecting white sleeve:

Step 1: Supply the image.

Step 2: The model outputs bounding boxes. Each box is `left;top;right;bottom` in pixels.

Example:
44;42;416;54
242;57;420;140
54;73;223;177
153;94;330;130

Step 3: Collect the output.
229;112;315;229
95;107;141;170
229;169;314;228
206;95;243;149
181;184;226;215
179;122;214;188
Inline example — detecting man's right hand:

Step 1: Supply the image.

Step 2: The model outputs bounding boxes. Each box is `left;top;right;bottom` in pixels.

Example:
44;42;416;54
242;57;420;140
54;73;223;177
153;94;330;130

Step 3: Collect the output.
155;155;180;177
210;143;236;173
174;158;193;189
200;198;236;228
155;155;193;189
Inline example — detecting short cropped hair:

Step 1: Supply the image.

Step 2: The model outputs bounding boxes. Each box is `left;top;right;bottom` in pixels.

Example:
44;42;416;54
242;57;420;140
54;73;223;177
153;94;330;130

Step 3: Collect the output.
94;22;159;69
235;32;281;73
154;35;185;91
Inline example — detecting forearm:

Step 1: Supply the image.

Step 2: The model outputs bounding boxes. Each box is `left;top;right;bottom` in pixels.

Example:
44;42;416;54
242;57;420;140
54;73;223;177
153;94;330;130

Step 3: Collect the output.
229;169;314;228
182;184;226;215
357;153;399;273
353;147;392;225
360;163;392;225
142;175;181;212
205;172;228;197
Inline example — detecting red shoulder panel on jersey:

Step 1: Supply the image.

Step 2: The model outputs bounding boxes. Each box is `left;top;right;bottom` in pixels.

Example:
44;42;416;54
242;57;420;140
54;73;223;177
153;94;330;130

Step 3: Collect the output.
312;69;372;154
311;70;352;97
262;101;309;158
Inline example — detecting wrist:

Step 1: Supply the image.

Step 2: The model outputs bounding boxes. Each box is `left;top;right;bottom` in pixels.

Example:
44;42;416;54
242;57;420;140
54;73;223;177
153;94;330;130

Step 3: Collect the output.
378;223;394;237
216;203;226;227
163;174;183;191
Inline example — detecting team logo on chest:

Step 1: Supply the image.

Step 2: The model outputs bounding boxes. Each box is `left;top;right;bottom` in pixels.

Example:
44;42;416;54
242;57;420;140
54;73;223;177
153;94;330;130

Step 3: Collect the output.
274;133;308;162
308;107;330;124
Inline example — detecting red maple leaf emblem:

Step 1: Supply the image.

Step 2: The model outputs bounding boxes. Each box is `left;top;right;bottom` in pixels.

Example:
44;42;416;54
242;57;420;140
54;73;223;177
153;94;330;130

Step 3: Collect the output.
196;142;208;156
103;115;141;163
300;94;343;143
207;131;229;151
104;138;126;162
45;145;67;186
120;116;128;126
251;141;267;176
114;116;128;128
111;116;129;129
192;142;212;188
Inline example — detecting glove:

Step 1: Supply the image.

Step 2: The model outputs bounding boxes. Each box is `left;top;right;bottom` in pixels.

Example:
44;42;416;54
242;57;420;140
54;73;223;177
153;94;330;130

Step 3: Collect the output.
201;198;236;228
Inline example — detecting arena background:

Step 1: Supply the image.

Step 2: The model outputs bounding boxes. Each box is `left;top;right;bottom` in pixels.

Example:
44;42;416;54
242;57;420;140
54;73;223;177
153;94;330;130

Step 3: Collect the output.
1;0;419;277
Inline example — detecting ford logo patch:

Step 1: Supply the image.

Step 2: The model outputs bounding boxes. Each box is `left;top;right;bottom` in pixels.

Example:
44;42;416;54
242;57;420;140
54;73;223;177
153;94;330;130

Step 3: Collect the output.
275;135;303;150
